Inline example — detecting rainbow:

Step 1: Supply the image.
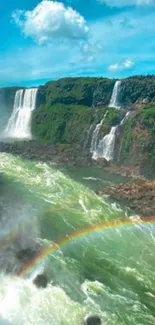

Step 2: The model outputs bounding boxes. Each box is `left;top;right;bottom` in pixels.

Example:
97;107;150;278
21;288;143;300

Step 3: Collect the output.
18;216;155;277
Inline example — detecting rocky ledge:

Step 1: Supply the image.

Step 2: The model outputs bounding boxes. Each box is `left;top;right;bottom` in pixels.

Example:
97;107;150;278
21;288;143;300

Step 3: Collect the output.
0;140;92;167
104;164;145;179
99;179;155;217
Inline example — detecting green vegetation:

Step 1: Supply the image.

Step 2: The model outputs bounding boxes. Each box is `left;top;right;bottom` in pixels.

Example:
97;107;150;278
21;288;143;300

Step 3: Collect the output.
32;101;123;146
120;115;136;161
32;104;94;145
45;78;96;106
42;77;115;108
3;76;155;174
120;103;155;172
119;75;155;106
99;107;122;136
32;78;122;145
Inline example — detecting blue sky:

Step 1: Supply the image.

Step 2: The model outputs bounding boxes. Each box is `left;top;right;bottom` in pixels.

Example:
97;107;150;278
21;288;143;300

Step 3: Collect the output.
0;0;155;86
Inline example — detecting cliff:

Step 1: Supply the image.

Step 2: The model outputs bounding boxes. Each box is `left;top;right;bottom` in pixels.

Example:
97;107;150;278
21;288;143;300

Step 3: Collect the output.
117;102;155;177
39;77;115;107
119;75;155;107
2;75;155;177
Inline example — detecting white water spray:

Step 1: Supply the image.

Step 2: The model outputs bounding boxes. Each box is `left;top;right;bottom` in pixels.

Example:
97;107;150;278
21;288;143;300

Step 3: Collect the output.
109;81;121;109
5;88;38;139
90;112;108;154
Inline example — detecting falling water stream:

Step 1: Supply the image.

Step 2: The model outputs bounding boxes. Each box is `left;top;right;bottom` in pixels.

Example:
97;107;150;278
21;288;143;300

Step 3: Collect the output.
5;88;38;139
109;81;121;109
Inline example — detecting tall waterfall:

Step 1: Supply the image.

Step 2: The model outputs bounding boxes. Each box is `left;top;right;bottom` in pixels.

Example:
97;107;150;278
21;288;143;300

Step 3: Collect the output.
5;88;38;139
93;126;118;161
90;111;108;154
109;80;121;109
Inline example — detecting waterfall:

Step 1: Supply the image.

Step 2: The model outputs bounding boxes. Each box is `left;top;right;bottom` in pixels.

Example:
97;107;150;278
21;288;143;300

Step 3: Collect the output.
92;111;131;162
90;111;108;154
83;124;94;150
120;111;130;125
109;80;121;109
93;126;118;161
5;88;38;139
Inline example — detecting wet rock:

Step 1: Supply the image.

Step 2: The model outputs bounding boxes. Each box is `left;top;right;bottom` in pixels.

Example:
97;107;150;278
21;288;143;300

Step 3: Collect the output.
0;140;93;168
17;248;36;263
33;274;48;288
100;179;155;217
84;315;101;325
93;157;109;167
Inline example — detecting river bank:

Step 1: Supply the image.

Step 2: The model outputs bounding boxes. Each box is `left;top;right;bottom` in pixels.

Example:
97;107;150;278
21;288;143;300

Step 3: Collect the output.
0;139;146;178
0;140;92;167
1;139;155;218
100;178;155;216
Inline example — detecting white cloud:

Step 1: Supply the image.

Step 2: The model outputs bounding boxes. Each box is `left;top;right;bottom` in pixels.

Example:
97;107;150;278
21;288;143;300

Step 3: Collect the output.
108;59;134;71
124;59;134;68
108;63;120;71
98;0;154;7
12;0;89;44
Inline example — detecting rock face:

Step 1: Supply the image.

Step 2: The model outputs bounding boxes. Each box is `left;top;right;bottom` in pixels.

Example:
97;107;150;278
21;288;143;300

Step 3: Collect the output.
0;141;93;167
93;157;109;167
100;179;155;216
2;76;155;177
84;315;101;325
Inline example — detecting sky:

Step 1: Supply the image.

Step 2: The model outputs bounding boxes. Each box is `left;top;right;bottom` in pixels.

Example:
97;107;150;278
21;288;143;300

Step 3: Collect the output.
0;0;155;86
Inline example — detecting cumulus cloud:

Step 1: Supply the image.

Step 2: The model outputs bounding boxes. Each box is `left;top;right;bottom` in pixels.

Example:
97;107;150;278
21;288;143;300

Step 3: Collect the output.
98;0;154;7
12;0;89;43
108;59;134;71
124;59;134;68
108;63;120;71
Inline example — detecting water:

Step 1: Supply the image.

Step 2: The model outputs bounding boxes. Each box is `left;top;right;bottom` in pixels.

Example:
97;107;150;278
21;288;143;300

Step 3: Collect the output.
92;126;118;161
0;152;155;324
109;81;121;109
120;111;130;125
90;112;108;154
63;165;129;192
91;111;130;162
5;88;38;139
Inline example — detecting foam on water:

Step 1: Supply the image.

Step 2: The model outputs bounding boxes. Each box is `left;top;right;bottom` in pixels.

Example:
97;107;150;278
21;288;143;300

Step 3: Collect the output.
0;153;155;324
0;274;86;325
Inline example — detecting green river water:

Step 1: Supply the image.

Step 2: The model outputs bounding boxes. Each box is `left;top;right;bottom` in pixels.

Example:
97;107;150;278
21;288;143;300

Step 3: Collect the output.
0;152;155;325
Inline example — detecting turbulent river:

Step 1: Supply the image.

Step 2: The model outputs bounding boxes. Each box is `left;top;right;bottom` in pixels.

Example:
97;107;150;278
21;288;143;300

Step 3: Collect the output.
0;153;155;325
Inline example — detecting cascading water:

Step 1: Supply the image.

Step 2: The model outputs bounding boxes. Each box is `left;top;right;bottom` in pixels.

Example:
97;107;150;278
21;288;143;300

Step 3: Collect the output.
109;80;121;109
5;88;38;139
92;112;130;162
90;111;108;154
93;126;118;161
120;111;130;125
